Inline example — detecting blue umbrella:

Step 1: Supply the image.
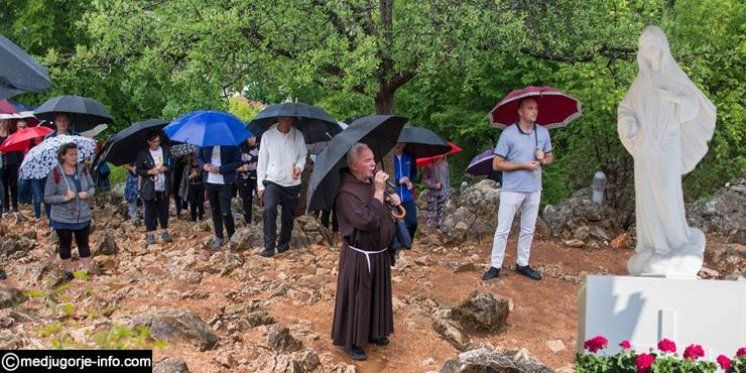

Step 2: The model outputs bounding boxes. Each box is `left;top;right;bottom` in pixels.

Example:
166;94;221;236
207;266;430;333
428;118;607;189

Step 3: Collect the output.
163;111;251;146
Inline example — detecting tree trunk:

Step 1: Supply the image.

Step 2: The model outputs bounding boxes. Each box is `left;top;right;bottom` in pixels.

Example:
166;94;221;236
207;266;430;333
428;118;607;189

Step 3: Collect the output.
374;88;395;115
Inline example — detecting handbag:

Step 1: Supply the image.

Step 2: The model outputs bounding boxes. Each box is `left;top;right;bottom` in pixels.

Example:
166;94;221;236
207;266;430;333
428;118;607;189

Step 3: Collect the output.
387;204;412;267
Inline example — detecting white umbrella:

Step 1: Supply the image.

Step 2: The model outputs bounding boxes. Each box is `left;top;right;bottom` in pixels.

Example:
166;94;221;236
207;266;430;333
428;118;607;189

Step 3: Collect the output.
19;135;96;179
80;124;108;138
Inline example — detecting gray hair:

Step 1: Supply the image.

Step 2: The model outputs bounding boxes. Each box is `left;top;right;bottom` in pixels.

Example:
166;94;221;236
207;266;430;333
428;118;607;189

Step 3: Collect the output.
346;143;371;168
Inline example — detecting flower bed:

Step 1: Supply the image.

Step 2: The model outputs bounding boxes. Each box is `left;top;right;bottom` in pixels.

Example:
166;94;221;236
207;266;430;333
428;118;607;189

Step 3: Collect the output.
577;336;746;372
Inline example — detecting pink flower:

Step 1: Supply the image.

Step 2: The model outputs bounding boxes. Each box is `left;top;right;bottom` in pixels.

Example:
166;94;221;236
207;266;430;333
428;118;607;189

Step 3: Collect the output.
583;336;609;353
737;347;746;357
657;338;677;353
636;353;655;373
620;340;631;349
717;355;731;371
683;344;705;360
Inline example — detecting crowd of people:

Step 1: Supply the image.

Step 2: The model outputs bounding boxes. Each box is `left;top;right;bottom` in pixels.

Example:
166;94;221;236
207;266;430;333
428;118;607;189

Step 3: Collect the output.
0;98;553;362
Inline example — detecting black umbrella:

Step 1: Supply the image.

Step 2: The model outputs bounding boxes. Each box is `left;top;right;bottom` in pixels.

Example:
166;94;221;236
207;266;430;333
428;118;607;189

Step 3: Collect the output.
397;126;451;158
251;102;342;144
306;115;407;212
103;118;170;166
0;35;53;99
34;95;113;132
245;121;265;140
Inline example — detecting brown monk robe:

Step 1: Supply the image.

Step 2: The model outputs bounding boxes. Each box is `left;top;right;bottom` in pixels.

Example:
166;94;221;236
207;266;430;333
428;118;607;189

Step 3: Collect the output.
331;171;396;358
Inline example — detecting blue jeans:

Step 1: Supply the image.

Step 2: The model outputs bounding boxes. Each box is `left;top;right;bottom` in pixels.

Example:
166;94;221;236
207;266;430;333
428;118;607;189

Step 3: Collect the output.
17;179;31;204
30;178;45;219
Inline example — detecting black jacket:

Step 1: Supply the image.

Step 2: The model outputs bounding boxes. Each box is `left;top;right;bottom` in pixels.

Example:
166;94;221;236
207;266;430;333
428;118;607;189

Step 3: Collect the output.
136;146;173;201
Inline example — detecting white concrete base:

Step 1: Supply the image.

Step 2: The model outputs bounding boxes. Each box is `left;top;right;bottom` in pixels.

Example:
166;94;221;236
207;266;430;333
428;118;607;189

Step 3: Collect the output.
578;275;746;359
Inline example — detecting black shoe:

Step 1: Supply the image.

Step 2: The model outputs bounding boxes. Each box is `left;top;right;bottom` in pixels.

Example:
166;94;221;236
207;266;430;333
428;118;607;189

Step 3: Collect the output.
277;245;290;254
211;238;224;250
371;336;389;346
259;248;275;257
161;231;173;243
146;234;156;245
515;264;542;280
63;272;74;283
0;269;7;280
482;266;501;281
344;346;367;361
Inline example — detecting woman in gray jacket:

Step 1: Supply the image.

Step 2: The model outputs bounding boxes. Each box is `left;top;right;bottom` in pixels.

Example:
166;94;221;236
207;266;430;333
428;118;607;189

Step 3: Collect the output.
44;143;95;282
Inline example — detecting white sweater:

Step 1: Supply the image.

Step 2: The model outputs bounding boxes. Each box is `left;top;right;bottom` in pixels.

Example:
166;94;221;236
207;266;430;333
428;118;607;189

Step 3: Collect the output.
257;124;307;191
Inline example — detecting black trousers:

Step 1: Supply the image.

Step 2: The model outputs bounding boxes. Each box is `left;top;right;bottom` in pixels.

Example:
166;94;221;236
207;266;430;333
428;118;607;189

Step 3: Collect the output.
206;183;235;239
188;182;205;221
262;182;300;252
239;175;257;223
1;164;19;213
402;200;418;239
144;191;169;232
172;163;186;214
57;224;91;260
320;207;339;232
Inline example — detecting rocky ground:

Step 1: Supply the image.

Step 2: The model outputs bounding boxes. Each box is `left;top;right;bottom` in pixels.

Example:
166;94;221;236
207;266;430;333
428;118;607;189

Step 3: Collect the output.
0;179;743;372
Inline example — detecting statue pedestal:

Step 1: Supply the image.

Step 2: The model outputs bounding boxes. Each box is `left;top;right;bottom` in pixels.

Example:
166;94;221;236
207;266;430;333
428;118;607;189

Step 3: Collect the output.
578;275;745;359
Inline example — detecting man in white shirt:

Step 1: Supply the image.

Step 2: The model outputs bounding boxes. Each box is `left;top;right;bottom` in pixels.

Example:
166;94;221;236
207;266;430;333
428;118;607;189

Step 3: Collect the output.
257;116;307;257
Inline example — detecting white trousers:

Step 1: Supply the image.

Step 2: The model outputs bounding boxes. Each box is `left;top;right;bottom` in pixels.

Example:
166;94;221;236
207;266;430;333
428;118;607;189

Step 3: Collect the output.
490;191;541;268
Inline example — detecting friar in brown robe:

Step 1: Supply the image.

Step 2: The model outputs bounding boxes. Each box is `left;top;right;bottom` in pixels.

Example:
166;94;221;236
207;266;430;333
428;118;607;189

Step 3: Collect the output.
331;143;397;361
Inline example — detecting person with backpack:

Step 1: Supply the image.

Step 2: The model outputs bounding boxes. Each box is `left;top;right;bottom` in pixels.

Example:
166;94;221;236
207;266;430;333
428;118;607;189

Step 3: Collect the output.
136;132;174;246
44;142;95;282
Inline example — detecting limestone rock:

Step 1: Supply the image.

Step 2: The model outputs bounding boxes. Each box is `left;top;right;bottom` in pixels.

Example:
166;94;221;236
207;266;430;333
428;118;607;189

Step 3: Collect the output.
687;178;746;233
441;346;554;373
130;309;218;350
452;290;509;332
153;358;189;373
0;287;27;309
94;233;119;256
267;324;302;352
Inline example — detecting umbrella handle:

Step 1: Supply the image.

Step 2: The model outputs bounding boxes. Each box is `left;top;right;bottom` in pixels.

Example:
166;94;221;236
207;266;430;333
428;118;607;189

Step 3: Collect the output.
388;203;406;220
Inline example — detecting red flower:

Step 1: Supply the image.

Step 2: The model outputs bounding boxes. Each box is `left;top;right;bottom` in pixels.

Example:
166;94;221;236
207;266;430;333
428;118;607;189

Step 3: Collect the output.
636;353;655;373
683;344;705;360
657;338;677;353
717;355;731;370
583;336;609;353
620;340;631;349
737;347;746;357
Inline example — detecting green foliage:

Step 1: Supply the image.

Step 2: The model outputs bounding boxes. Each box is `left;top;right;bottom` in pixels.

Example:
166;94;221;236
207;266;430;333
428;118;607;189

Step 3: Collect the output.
91;324;165;350
6;0;744;215
227;96;263;122
108;165;128;185
577;351;721;373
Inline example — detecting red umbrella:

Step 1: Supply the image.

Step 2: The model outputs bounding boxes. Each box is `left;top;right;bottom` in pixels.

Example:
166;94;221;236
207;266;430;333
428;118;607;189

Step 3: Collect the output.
0;99;17;115
0;126;53;152
416;141;462;167
488;86;582;129
0;99;40;128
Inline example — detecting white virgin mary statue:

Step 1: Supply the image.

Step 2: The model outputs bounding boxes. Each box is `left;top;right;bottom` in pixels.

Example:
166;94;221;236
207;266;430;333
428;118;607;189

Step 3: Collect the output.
618;26;716;277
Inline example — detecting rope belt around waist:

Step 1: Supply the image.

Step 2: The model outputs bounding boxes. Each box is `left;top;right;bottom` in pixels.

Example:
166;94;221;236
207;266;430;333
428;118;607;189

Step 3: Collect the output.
346;245;388;273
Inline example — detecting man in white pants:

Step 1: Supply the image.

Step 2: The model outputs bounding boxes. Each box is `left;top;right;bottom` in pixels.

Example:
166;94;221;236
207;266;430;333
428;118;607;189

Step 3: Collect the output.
483;97;553;281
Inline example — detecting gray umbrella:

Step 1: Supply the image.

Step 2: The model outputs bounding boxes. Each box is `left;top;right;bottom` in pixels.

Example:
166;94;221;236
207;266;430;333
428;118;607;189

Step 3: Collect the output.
0;35;53;99
306;115;407;212
251;102;342;144
34;95;113;132
397;126;451;158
